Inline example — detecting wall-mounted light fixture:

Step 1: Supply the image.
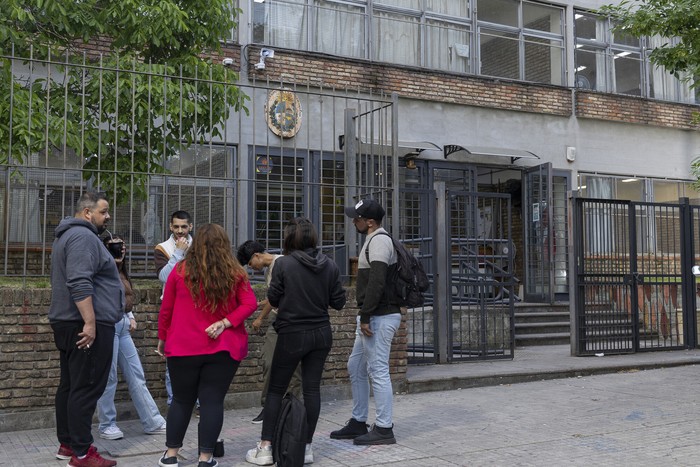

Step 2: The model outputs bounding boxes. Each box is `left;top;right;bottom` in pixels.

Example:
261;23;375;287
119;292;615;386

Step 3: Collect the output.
403;151;420;170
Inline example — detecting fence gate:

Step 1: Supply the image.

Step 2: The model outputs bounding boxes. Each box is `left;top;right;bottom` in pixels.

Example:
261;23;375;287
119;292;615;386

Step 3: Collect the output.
442;189;516;361
572;196;697;355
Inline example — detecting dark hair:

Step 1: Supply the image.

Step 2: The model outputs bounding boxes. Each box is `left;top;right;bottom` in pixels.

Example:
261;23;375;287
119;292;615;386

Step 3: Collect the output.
170;210;192;224
282;217;317;254
181;224;248;314
236;240;265;265
75;191;107;215
103;234;129;281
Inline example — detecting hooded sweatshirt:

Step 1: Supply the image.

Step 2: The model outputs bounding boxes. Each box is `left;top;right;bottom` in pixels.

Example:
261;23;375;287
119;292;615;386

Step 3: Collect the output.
48;217;124;325
269;248;346;334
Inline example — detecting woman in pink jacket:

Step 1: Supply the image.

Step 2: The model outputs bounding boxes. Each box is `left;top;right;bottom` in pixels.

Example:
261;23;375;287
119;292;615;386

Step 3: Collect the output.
157;224;257;467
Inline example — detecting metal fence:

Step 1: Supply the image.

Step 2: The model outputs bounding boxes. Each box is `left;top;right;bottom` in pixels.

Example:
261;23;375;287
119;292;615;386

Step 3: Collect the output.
572;196;698;355
0;47;397;282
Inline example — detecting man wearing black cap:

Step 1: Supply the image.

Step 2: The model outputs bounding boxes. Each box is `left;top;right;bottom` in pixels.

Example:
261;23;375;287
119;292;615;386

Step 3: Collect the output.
331;199;401;445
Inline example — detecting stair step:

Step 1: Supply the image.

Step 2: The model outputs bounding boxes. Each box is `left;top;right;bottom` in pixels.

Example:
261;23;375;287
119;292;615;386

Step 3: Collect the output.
513;304;571;346
515;332;570;346
514;312;570;323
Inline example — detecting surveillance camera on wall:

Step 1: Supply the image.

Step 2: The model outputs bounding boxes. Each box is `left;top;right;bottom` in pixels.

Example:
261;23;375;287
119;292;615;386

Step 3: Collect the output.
222;58;234;67
255;48;275;70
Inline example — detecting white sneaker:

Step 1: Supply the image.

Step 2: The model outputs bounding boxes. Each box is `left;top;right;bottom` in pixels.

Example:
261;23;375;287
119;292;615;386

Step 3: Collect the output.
245;442;273;465
146;421;167;435
304;444;314;464
99;425;124;440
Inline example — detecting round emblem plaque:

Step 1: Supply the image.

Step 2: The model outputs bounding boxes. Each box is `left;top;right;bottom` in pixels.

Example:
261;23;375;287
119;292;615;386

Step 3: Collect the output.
266;89;302;138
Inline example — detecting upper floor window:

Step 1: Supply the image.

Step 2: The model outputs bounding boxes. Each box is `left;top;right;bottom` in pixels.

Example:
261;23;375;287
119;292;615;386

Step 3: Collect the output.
251;0;563;84
477;0;565;85
574;10;696;104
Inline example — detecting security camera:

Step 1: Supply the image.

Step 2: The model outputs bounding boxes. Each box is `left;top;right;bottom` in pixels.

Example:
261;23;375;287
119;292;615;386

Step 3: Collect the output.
222;58;234;67
254;48;274;71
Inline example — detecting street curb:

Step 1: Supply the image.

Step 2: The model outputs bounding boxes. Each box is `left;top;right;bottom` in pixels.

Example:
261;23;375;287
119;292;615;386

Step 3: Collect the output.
405;361;700;393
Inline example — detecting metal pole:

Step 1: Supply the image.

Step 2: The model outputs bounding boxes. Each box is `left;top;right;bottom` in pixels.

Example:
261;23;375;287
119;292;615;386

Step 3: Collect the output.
434;181;449;363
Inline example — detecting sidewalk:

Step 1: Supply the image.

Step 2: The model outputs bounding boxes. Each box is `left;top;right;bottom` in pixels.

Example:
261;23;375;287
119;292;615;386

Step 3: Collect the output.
4;345;700;466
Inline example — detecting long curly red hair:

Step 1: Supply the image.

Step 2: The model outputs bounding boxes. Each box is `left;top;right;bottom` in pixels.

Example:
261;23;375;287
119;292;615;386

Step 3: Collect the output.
179;223;248;314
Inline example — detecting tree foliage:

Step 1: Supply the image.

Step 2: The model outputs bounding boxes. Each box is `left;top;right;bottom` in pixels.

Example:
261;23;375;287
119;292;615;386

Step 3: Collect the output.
600;1;700;185
600;1;700;84
0;0;249;202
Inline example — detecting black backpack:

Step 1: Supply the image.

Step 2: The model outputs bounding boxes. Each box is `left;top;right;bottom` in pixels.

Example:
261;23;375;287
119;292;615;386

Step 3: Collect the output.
365;232;430;307
272;393;307;467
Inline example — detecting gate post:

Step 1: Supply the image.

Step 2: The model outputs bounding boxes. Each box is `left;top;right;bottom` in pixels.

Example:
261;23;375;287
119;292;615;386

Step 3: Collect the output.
344;108;358;259
433;181;450;363
679;197;696;348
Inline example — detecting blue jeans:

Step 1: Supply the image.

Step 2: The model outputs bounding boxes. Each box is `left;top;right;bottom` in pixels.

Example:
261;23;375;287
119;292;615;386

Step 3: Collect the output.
97;314;165;433
348;314;401;428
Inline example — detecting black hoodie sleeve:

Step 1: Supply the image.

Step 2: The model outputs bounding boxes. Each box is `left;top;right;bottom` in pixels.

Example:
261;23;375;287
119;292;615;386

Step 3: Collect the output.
267;258;284;308
359;261;389;324
329;267;347;310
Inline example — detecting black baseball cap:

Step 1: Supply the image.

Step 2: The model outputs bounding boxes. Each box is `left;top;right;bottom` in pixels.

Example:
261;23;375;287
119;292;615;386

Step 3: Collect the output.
344;199;385;221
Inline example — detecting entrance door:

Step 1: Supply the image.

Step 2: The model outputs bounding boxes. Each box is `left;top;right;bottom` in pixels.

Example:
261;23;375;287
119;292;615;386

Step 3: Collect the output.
523;163;570;302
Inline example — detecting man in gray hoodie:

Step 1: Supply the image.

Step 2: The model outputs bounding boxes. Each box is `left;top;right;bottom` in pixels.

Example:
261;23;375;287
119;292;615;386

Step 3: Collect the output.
49;191;123;467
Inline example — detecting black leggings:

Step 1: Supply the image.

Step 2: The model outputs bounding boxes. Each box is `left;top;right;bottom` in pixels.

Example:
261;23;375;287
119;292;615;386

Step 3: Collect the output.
166;352;240;453
261;325;332;444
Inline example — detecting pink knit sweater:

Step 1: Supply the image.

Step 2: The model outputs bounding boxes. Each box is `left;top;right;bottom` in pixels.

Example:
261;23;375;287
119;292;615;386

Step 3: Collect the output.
158;267;257;361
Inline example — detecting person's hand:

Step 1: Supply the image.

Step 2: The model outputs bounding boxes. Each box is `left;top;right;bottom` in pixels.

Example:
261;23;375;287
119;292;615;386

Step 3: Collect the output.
156;340;166;359
77;322;96;349
360;322;373;337
251;316;264;332
129;317;137;332
206;320;226;339
175;236;189;252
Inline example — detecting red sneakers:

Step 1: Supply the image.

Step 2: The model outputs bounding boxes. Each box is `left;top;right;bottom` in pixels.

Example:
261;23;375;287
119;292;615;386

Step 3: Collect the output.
67;445;117;467
56;443;74;460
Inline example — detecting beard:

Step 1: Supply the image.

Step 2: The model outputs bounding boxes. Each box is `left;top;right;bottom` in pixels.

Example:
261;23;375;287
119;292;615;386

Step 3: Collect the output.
355;225;369;235
93;220;107;235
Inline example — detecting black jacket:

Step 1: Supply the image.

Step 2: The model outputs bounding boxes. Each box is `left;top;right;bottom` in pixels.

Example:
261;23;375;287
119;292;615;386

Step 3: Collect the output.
269;248;346;334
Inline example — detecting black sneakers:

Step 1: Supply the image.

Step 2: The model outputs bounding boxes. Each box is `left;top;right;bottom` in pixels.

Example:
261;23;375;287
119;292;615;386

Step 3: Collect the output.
353;424;396;445
251;408;264;424
329;418;369;439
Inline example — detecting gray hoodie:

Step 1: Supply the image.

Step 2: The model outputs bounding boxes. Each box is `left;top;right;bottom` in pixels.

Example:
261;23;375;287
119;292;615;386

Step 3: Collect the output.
48;217;124;325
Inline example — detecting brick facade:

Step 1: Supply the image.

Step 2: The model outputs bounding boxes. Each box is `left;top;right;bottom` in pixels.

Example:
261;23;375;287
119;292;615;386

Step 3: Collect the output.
0;286;408;432
238;45;700;131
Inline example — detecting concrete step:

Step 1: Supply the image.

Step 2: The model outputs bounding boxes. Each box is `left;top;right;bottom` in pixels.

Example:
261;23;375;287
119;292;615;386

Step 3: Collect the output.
515;322;571;335
514;311;570;324
515;332;570;346
514;304;571;346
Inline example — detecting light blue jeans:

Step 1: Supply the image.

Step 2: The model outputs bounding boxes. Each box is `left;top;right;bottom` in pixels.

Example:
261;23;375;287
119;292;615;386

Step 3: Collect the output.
97;314;165;433
348;313;402;429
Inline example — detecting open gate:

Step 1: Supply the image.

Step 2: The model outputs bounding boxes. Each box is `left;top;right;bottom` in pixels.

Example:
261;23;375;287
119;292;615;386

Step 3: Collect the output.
405;177;516;363
572;196;698;355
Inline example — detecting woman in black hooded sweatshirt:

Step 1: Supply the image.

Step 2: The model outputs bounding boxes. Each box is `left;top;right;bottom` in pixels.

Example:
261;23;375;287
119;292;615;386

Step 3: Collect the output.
246;217;346;466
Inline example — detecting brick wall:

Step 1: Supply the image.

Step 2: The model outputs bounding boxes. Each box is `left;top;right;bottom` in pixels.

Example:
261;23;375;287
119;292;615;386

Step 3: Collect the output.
242;45;572;117
576;91;700;130
239;44;700;130
0;285;407;432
